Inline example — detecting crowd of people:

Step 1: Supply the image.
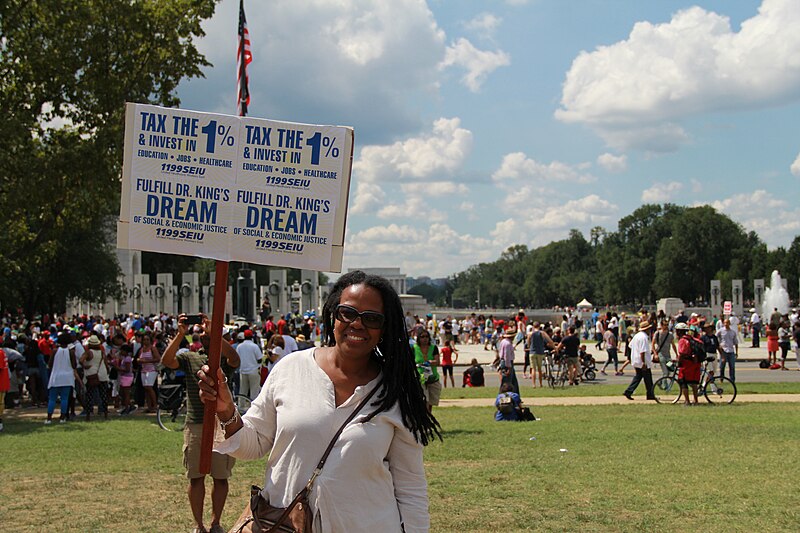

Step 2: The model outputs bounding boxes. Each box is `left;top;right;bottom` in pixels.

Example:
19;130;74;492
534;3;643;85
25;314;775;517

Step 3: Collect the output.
0;309;323;429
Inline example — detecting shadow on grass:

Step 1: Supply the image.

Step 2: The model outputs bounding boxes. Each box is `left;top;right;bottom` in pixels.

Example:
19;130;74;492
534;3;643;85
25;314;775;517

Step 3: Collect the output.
440;428;485;437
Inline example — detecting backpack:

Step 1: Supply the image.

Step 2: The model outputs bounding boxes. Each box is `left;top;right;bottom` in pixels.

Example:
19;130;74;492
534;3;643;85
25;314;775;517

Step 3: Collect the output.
498;393;516;415
687;337;707;362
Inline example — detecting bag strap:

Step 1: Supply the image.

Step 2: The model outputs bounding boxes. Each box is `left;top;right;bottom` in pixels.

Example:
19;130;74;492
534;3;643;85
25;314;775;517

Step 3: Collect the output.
310;383;380;484
268;384;381;532
656;331;669;354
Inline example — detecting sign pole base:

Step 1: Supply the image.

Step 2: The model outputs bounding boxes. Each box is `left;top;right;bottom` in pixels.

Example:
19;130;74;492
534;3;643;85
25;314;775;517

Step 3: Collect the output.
199;260;229;475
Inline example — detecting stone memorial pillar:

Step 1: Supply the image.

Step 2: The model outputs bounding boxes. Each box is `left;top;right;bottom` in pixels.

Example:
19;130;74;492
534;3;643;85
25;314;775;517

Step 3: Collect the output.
235;268;257;322
731;280;743;317
754;279;765;312
300;269;319;316
156;273;174;315
710;280;722;318
180;272;200;315
132;273;149;315
268;270;288;315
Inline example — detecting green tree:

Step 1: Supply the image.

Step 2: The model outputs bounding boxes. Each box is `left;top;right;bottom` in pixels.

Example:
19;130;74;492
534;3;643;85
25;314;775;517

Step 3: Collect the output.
524;229;595;307
596;204;682;305
0;0;218;316
653;206;749;301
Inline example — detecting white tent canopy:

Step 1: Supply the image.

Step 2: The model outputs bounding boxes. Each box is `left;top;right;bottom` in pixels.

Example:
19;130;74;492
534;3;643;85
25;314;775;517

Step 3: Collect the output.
576;298;592;308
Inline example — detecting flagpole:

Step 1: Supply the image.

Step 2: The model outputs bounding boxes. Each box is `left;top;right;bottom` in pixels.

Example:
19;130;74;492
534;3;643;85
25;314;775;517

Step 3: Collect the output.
199;0;252;475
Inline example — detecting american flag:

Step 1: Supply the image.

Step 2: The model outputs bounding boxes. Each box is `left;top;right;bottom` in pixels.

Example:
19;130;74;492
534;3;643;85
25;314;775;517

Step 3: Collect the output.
237;0;252;116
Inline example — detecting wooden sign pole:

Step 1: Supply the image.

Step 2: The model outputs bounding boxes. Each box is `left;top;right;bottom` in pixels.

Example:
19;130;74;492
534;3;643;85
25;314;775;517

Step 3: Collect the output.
199;260;230;474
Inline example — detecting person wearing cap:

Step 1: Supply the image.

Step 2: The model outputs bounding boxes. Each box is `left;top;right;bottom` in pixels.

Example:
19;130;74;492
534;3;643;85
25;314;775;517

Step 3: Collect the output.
80;334;110;421
236;329;263;401
294;333;313;351
623;320;656;401
652;320;678;378
675;323;702;405
495;325;520;395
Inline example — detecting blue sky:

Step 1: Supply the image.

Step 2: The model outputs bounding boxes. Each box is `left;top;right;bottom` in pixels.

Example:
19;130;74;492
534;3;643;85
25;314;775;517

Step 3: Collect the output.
179;0;800;277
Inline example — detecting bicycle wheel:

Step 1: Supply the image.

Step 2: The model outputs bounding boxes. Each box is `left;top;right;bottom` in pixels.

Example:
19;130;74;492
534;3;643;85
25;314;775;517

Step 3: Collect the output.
157;396;187;431
234;394;252;415
555;367;568;388
653;376;681;404
703;376;737;404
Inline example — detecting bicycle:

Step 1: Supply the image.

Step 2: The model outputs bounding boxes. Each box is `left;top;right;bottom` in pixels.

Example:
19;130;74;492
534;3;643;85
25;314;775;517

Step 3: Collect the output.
544;351;568;389
653;359;737;405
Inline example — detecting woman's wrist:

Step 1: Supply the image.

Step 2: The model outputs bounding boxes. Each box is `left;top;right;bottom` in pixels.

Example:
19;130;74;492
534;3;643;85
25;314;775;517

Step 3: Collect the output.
219;404;236;423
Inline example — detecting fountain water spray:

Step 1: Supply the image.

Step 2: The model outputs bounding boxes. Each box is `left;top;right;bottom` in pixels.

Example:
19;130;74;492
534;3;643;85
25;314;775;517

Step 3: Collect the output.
761;270;790;319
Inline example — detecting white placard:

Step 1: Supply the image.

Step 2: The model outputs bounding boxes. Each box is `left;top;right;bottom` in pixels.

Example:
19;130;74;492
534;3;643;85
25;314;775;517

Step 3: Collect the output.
117;103;353;272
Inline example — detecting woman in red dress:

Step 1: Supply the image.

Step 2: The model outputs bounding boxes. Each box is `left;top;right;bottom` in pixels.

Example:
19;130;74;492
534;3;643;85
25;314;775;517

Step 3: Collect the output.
765;323;780;366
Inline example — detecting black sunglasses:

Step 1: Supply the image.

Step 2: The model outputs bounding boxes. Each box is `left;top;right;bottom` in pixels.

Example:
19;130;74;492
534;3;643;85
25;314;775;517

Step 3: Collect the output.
335;304;385;329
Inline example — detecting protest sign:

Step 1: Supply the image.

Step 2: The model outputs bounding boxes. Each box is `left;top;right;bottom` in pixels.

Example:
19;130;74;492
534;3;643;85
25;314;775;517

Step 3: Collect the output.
117;103;353;272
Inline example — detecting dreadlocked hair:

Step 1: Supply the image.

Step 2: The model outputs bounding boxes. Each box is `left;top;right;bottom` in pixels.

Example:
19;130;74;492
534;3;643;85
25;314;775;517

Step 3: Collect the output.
323;270;441;445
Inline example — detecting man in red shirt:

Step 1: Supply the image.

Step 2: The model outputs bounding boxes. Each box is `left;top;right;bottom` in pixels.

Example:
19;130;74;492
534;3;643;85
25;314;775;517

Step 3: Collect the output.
276;315;287;335
37;331;53;359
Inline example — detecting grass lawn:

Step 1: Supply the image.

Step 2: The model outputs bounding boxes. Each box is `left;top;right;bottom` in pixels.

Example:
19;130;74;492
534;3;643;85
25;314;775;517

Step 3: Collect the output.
2;402;799;532
440;381;800;399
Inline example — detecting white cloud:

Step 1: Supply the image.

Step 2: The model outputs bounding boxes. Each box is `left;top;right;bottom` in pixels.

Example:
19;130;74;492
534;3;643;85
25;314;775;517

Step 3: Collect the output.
492;152;596;183
641;181;684;203
525;195;618;231
597;153;628;173
706;189;800;247
487;195;619;250
439;38;510;92
400;181;469;197
556;0;800;152
791;152;800;176
349;181;385;215
354;117;473;181
343;223;497;277
377;197;447;222
464;13;502;39
185;0;447;143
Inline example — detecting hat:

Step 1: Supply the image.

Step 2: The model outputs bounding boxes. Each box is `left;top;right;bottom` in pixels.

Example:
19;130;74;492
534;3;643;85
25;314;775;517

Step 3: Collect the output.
244;329;253;338
296;334;306;342
236;332;245;341
638;320;653;331
675;322;689;331
749;308;756;313
87;335;102;346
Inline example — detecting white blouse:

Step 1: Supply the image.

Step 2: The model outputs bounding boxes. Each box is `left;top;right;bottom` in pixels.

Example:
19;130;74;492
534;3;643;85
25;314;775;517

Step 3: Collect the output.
215;348;430;532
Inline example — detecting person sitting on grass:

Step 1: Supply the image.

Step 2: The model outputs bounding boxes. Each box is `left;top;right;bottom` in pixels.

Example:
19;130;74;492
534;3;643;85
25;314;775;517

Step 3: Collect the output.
495;382;522;421
462;358;485;387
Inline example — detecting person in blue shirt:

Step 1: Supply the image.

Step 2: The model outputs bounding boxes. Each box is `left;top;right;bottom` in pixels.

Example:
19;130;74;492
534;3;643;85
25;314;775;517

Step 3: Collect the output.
495;383;522;421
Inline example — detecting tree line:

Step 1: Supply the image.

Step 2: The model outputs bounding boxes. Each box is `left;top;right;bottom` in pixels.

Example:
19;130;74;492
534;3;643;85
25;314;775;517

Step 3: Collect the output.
0;1;217;316
447;204;800;309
